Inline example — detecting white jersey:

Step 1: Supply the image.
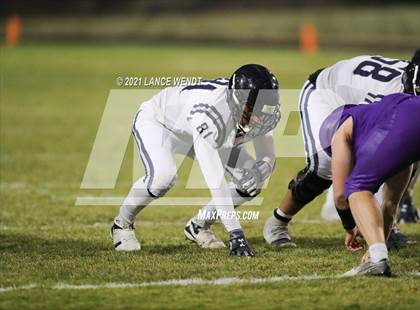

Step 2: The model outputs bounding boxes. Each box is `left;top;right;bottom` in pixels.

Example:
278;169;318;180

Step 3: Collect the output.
133;79;276;231
148;79;237;149
146;79;276;162
300;55;408;180
316;55;408;105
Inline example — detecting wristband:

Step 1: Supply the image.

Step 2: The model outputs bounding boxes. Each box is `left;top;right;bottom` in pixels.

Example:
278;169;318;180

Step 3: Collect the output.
336;208;356;230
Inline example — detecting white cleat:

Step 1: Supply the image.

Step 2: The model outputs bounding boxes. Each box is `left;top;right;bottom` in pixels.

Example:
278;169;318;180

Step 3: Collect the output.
111;217;141;251
343;259;392;277
263;214;296;247
184;219;226;249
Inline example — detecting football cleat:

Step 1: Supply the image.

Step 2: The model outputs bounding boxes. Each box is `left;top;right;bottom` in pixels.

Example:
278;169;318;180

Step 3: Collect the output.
263;214;296;247
343;258;392;277
398;199;419;223
184;219;226;249
386;225;416;251
111;217;141;251
229;230;254;257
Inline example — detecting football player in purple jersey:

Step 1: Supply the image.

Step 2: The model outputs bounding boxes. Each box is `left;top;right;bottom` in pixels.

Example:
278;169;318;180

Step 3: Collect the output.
319;93;420;276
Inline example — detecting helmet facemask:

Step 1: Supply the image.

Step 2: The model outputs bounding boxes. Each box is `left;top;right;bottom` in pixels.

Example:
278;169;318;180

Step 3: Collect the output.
227;64;281;144
411;65;419;96
228;88;280;143
403;49;420;96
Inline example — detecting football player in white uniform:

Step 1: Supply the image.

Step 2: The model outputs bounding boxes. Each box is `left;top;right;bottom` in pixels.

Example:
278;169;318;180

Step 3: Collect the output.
264;50;420;249
398;164;419;223
111;64;280;257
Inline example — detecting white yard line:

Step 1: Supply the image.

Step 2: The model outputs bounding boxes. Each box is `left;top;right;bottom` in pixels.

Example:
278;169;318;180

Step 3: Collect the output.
1;273;419;293
0;285;37;293
1;275;326;292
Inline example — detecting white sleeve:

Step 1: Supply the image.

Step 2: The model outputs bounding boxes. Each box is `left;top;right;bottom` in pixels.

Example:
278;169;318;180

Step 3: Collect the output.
188;103;226;148
190;120;242;232
252;131;276;172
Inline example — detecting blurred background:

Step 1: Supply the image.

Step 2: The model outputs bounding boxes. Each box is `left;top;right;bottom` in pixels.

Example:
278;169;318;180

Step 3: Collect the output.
0;0;419;50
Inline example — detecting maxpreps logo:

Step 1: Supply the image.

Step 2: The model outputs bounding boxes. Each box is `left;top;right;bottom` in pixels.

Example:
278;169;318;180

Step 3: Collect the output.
197;210;260;221
77;82;307;206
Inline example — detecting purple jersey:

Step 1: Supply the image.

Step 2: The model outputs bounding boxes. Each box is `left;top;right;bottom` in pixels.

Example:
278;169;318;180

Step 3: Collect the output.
320;93;420;198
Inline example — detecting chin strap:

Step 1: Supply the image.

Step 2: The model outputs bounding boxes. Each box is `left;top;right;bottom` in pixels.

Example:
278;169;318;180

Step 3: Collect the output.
412;65;419;96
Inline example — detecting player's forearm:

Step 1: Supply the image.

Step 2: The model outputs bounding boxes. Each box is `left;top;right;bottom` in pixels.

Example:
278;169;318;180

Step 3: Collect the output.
193;137;241;232
331;119;355;229
206;178;241;232
253;133;276;171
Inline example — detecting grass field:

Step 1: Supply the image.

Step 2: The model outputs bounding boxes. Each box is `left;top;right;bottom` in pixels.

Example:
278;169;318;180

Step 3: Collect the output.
1;44;419;309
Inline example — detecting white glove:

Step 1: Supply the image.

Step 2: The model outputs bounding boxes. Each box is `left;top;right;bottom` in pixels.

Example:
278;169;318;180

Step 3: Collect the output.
227;161;272;197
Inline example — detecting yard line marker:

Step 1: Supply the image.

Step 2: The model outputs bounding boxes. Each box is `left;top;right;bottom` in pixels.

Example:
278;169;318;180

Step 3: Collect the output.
0;284;37;293
1;272;419;293
1;275;327;292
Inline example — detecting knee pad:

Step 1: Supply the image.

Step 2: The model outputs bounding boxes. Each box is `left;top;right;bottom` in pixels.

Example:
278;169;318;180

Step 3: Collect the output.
147;172;177;197
288;167;332;206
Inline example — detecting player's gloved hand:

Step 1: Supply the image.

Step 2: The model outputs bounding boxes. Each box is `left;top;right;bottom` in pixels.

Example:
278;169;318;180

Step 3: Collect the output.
344;227;364;252
230;168;260;196
229;229;254;257
229;161;272;197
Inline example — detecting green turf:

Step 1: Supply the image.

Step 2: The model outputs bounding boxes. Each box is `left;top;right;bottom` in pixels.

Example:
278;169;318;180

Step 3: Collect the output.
0;44;419;309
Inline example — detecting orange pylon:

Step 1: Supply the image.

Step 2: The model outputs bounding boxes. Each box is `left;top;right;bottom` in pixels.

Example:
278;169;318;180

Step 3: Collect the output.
5;15;22;47
300;23;318;54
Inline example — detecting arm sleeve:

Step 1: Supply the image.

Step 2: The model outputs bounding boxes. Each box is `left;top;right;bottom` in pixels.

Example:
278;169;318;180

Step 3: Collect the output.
252;131;276;172
188;103;226;149
189;117;242;232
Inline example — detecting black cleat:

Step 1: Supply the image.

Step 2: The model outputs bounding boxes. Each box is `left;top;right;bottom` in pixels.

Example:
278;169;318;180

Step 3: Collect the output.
398;198;419;223
387;226;416;251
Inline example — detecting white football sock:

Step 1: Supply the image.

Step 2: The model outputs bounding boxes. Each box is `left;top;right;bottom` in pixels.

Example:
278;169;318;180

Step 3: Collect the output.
274;208;292;224
118;178;156;224
368;243;388;263
193;182;254;227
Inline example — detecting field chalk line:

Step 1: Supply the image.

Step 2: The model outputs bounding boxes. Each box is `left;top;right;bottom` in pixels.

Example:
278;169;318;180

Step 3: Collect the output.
1;273;419;293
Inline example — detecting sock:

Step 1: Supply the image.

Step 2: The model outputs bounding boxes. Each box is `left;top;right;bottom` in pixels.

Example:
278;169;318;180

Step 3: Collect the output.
194;182;254;227
369;243;388;263
193;200;218;227
118;178;156;224
274;208;292;223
